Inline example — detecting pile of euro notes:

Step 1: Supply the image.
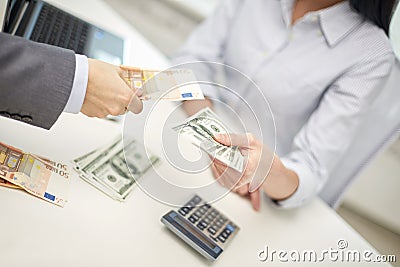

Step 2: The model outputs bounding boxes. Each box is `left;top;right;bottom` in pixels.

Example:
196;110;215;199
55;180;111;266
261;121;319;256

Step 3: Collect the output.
0;142;70;207
120;66;205;101
73;137;159;201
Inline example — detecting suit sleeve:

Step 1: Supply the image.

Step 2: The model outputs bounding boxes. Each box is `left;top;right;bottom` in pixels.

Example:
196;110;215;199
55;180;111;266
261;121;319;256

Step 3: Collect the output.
0;32;76;129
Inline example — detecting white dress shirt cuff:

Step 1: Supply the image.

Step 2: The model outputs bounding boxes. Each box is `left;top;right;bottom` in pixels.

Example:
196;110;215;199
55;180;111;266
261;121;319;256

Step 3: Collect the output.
63;54;89;113
270;158;318;209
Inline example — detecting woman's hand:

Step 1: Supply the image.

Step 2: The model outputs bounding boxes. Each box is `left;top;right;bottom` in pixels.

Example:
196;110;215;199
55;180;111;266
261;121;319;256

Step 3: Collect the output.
212;133;299;211
212;133;274;191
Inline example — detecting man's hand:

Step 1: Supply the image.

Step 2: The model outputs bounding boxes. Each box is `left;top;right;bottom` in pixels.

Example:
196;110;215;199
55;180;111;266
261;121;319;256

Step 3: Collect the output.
181;98;213;116
81;59;143;118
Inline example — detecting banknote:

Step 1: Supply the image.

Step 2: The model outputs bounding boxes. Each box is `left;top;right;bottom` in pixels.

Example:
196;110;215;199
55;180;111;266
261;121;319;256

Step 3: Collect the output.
120;66;205;101
0;178;21;189
0;142;70;207
172;108;244;172
73;137;159;201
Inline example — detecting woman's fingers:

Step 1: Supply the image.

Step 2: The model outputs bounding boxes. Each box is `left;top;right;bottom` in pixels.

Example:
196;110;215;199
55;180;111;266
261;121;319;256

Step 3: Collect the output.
214;133;252;148
234;185;248;196
249;189;261;211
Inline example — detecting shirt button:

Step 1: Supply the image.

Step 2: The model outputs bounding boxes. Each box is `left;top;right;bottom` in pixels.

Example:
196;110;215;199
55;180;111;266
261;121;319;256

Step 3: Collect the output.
317;30;323;37
0;111;11;118
11;114;21;121
311;15;318;22
22;116;33;123
262;50;269;57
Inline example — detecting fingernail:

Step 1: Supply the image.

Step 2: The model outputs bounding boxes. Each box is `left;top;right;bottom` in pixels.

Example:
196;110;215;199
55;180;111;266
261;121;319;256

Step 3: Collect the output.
214;134;224;142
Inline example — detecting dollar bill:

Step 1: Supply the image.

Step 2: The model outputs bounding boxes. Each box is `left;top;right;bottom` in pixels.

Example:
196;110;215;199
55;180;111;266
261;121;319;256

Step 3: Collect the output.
120;66;205;101
172;108;244;172
73;137;159;201
0;142;70;207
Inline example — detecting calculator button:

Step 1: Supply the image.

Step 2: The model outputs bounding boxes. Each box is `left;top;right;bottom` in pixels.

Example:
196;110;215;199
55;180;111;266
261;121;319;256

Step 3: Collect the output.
192;196;202;204
202;203;211;209
206;215;214;221
208;227;217;235
203;218;211;224
210;210;219;217
221;231;229;238
225;224;235;232
194;211;202;217
197;222;206;230
186;202;195;208
188;215;198;224
199;220;208;228
215;221;223;228
199;210;208;216
191;214;200;221
217;215;226;222
217;235;226;243
178;208;188;216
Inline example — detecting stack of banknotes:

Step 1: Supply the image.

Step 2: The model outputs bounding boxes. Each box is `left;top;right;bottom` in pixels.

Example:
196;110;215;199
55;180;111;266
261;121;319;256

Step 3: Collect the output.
120;66;205;101
73;137;159;201
173;108;244;173
0;142;70;207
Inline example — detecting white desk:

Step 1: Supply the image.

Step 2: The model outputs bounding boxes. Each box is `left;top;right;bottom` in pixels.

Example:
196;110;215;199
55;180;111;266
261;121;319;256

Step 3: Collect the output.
0;0;388;266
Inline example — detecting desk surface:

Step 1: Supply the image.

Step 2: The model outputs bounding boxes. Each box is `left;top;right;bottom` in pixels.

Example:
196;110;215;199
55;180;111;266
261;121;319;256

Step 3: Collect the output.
0;0;387;266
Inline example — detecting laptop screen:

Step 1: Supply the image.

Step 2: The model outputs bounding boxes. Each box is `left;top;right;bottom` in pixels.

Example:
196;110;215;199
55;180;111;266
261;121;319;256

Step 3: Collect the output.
1;0;30;33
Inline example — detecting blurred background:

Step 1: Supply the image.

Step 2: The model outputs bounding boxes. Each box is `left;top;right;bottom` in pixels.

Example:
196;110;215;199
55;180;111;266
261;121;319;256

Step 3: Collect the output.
104;0;400;264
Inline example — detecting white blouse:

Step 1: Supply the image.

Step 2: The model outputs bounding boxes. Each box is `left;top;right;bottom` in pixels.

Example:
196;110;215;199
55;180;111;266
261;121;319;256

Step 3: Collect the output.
173;0;395;208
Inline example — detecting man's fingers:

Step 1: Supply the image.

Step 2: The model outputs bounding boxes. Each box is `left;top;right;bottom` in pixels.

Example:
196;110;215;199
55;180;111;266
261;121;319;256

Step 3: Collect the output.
127;95;143;114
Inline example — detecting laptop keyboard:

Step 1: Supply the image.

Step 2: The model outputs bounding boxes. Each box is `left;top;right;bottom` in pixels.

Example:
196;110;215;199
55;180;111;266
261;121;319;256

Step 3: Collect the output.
30;4;89;54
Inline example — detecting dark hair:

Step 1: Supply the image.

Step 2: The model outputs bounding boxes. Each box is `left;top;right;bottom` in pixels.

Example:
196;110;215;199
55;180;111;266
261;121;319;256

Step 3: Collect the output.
349;0;398;35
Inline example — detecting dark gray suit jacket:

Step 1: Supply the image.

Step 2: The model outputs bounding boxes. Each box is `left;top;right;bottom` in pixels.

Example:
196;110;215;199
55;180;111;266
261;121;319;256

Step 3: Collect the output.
0;32;76;129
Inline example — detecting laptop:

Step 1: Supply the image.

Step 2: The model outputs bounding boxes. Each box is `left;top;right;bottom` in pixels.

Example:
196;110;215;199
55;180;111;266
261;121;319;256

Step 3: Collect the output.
0;0;125;64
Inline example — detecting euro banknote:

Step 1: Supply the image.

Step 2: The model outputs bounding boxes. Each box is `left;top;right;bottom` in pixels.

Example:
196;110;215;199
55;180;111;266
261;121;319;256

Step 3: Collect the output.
172;108;244;172
0;178;21;189
120;66;205;101
0;142;70;207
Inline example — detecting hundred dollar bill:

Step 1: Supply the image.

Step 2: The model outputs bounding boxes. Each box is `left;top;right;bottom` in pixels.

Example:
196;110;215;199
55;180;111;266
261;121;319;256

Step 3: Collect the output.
172;108;244;172
73;137;159;201
0;142;70;207
120;66;205;101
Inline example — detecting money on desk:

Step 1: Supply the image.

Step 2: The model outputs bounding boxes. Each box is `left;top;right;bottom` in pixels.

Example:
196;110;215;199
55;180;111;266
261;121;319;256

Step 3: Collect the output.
172;108;244;173
0;177;21;189
73;137;159;201
120;66;205;101
0;142;70;207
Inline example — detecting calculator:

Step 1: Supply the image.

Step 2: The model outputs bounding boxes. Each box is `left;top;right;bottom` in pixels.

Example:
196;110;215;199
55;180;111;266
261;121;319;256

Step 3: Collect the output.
161;195;240;261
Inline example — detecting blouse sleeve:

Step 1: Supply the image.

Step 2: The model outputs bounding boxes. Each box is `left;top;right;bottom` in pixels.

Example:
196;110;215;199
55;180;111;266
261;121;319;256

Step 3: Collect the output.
276;52;395;208
171;0;243;99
